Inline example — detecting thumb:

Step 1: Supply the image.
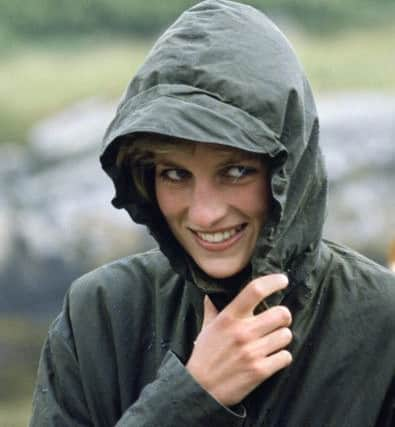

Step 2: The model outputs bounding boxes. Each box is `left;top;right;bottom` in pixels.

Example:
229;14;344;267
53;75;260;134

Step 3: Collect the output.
202;295;218;328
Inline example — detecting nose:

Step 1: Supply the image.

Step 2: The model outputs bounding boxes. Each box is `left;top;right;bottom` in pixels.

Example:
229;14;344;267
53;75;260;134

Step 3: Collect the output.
188;180;227;229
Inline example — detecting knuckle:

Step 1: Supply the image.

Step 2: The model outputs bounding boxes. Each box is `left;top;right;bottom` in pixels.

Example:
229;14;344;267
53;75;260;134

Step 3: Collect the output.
218;311;234;328
275;306;292;325
284;350;293;365
251;361;269;378
249;280;266;299
233;327;251;345
275;273;289;286
239;346;255;363
280;327;293;343
282;350;293;365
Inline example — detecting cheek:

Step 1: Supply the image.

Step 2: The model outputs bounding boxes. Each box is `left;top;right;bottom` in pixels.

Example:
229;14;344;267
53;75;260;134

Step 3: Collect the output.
232;180;271;220
155;182;184;221
256;181;272;217
155;183;171;219
253;173;272;218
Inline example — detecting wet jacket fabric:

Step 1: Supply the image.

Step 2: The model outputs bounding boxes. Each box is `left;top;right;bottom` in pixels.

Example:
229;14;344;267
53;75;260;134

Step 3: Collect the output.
30;1;395;426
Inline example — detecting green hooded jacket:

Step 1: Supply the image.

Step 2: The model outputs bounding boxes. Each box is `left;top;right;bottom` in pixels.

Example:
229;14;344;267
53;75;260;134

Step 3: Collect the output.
30;1;395;426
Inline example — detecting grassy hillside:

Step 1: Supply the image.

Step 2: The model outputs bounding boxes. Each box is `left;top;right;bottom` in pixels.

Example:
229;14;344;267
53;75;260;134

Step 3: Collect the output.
0;317;49;426
293;27;395;92
0;38;149;144
0;397;32;427
1;26;394;145
1;0;394;38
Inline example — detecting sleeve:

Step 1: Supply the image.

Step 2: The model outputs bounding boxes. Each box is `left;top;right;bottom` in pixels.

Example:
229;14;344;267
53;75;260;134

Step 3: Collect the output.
30;305;245;427
115;351;246;427
29;311;92;427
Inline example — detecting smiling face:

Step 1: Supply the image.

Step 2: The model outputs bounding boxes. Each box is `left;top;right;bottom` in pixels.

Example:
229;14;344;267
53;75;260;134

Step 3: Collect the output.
154;142;271;279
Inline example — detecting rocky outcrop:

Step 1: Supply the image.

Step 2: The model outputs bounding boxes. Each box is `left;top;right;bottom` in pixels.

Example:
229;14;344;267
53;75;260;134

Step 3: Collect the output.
0;99;155;317
319;93;395;263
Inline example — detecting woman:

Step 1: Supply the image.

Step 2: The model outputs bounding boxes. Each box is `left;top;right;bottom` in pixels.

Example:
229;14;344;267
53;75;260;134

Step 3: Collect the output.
31;1;395;426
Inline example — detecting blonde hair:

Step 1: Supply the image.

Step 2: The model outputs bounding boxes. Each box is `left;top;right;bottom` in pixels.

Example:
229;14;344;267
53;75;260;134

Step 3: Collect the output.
116;135;197;202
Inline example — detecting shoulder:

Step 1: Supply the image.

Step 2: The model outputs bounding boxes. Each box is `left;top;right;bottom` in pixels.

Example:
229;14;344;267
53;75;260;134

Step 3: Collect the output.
322;239;395;314
68;248;178;317
324;239;395;285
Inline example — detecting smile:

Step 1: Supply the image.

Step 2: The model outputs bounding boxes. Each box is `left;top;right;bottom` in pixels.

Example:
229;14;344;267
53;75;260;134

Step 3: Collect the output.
193;224;247;244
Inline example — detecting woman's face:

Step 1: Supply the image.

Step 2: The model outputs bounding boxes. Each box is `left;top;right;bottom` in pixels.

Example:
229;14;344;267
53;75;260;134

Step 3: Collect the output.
155;143;271;279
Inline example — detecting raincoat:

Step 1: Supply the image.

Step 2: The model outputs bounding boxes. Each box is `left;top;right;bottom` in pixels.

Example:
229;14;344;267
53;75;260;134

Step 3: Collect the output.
30;1;395;426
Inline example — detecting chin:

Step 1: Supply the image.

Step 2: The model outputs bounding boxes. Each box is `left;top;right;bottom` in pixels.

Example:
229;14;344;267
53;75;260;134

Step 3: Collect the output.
198;259;245;279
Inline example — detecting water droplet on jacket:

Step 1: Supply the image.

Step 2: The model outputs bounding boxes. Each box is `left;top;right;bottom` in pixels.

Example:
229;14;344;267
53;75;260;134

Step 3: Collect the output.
160;339;170;349
146;343;153;351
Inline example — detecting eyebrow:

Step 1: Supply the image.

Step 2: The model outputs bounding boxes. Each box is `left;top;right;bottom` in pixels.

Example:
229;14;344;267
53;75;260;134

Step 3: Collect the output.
155;152;260;169
155;159;184;168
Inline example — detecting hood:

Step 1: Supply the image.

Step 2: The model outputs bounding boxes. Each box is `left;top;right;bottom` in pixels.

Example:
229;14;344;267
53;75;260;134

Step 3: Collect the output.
100;0;327;305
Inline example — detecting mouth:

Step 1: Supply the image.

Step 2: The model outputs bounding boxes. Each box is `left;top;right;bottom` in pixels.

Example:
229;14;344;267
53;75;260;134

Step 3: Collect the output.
190;224;247;250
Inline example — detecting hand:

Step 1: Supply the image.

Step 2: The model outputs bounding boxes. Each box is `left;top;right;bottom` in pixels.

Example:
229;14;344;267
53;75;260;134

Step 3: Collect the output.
186;274;293;406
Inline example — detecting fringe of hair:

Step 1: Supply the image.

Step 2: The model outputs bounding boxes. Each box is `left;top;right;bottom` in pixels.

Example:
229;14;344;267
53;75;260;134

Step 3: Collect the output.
116;135;196;202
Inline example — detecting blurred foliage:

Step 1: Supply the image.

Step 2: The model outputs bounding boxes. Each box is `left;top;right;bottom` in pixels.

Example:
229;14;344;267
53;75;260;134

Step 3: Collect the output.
1;0;394;144
0;317;47;402
0;38;149;143
1;0;395;43
0;397;32;427
1;24;394;145
0;317;48;425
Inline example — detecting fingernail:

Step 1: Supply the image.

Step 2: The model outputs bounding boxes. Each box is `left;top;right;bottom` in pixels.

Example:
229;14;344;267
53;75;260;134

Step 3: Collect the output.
278;274;289;285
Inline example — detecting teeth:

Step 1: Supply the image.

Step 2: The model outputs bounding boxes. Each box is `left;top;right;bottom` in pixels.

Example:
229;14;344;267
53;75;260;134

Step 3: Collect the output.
197;227;241;243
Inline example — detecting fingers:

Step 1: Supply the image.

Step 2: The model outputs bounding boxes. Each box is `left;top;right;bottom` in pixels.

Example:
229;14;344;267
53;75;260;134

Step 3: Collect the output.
259;350;293;378
188;280;293;407
249;305;292;337
202;295;218;328
247;327;293;358
227;274;289;318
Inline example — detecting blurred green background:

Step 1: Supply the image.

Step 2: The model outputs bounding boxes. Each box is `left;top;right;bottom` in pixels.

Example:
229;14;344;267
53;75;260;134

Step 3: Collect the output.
1;1;394;425
1;0;395;146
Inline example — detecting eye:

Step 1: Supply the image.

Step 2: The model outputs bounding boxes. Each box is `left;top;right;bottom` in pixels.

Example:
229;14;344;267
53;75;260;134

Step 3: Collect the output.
224;165;256;181
159;168;190;182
